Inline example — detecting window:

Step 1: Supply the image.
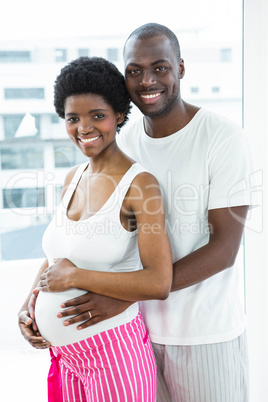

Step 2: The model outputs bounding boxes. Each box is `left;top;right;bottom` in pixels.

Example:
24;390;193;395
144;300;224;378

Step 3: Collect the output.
212;86;220;93
3;114;40;139
1;225;46;261
220;48;232;62
0;145;44;169
107;48;119;61
5;2;265;401
50;114;59;124
54;144;87;168
3;187;45;209
54;48;67;62
55;185;63;205
190;87;199;93
78;48;89;57
0;50;31;62
4;88;45;99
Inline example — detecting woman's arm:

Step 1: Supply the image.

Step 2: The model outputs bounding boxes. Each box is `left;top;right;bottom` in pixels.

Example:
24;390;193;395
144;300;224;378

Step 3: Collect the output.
18;165;81;347
38;172;173;301
18;258;51;349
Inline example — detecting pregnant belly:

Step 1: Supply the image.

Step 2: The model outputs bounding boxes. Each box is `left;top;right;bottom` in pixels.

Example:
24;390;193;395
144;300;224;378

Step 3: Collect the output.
35;288;86;346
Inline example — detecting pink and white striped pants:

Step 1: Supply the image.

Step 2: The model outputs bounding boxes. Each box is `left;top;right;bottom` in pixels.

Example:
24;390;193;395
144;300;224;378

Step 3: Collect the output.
52;312;156;402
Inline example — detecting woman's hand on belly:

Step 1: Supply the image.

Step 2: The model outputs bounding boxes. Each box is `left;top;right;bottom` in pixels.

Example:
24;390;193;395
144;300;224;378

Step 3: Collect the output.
18;309;51;349
57;291;134;330
37;258;76;293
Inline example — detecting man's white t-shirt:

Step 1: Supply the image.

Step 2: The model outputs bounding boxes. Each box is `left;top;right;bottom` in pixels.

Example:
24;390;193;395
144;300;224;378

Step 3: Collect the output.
117;108;256;346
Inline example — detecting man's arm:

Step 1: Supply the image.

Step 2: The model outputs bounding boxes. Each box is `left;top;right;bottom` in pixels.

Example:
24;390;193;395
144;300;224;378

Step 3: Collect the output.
171;205;248;291
55;206;248;329
57;293;135;330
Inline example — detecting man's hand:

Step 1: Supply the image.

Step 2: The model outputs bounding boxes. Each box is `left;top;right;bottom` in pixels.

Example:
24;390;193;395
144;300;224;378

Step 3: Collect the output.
57;292;134;330
18;309;50;349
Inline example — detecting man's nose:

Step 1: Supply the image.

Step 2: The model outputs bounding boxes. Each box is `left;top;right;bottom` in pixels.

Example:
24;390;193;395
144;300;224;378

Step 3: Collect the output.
140;70;156;87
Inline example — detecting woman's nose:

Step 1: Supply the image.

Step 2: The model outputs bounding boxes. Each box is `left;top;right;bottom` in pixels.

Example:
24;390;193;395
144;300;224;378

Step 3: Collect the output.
78;123;94;135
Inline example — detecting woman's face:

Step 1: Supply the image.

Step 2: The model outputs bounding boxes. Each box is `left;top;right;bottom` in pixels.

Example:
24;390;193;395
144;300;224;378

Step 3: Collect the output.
64;93;124;159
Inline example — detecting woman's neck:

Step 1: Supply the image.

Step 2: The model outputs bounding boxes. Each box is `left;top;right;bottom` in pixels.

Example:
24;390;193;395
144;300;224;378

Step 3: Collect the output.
88;141;130;175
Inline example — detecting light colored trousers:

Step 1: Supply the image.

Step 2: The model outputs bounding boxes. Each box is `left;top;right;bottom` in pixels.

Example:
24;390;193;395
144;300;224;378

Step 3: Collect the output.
153;331;249;402
52;312;156;402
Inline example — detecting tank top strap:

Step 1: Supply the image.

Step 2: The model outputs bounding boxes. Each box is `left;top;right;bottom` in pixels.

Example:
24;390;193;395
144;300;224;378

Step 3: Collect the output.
111;163;148;216
60;162;89;211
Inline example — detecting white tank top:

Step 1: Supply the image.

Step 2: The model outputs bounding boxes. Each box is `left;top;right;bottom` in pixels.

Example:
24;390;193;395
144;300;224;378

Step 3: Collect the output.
35;162;147;346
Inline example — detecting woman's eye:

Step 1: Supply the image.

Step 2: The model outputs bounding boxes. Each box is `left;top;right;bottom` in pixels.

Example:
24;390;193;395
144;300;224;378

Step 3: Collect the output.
94;114;105;119
67;117;78;123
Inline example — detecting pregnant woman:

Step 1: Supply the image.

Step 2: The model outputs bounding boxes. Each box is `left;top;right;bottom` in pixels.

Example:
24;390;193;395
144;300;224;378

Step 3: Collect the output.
18;56;172;402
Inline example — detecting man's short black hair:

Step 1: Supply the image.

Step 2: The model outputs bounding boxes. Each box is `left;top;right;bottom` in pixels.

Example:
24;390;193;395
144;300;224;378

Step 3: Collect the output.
123;23;181;63
54;56;131;130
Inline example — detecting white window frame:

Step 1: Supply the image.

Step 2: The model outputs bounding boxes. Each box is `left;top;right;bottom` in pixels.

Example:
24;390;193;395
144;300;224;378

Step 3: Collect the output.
244;0;268;400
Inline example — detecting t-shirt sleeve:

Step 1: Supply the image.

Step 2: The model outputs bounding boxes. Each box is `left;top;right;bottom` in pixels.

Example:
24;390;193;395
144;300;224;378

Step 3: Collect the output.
116;130;124;150
208;131;258;210
116;125;132;154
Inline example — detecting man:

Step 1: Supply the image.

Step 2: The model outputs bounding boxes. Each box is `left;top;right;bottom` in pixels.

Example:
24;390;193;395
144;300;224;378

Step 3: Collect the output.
116;23;253;402
20;23;254;401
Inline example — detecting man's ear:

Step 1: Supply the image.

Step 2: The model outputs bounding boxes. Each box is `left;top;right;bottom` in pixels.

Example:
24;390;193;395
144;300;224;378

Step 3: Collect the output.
179;58;185;79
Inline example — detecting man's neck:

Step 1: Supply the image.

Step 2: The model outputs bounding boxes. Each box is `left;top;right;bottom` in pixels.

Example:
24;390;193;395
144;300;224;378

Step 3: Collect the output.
143;101;200;139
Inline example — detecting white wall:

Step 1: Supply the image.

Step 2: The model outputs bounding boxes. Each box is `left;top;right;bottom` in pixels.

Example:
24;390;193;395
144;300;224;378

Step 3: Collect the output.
0;259;49;402
244;0;268;401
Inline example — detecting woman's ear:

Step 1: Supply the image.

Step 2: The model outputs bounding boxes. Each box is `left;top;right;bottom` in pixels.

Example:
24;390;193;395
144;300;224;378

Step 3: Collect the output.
116;113;125;125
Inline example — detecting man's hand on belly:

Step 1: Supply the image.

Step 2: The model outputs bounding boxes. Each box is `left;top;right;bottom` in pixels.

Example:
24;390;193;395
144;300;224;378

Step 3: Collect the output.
57;292;134;330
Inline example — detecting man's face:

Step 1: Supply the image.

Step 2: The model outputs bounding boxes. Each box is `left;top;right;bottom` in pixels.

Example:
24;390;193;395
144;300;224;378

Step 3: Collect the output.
124;35;184;117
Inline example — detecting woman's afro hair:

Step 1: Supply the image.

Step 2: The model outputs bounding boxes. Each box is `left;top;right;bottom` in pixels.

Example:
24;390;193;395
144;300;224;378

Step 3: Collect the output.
54;56;131;130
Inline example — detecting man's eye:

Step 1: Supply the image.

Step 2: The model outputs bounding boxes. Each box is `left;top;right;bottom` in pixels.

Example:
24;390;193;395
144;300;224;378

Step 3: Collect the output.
156;66;167;72
128;69;140;75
